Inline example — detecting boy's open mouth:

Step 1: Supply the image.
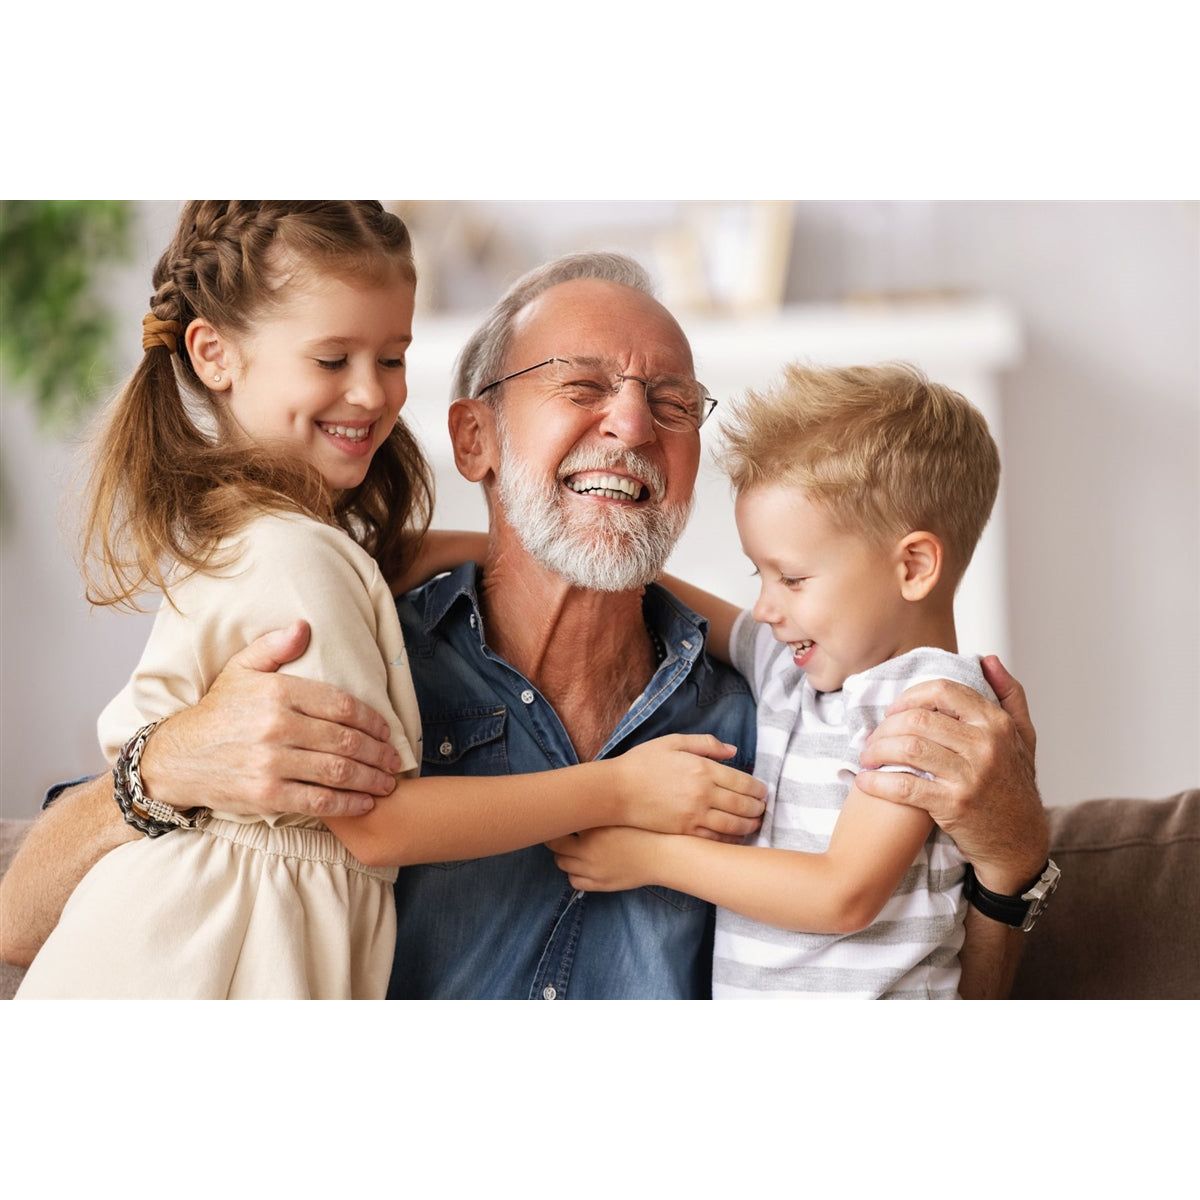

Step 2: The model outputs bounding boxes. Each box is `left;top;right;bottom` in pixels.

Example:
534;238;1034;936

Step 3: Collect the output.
791;640;816;666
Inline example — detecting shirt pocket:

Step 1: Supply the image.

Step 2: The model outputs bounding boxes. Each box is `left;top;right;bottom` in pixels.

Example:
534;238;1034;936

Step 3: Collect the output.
419;707;509;871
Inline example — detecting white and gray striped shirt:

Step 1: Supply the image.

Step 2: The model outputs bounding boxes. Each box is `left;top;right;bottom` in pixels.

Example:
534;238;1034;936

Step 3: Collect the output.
713;611;996;1000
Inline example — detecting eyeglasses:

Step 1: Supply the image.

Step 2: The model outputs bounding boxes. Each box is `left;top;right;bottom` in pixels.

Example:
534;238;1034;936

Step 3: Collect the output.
476;356;718;433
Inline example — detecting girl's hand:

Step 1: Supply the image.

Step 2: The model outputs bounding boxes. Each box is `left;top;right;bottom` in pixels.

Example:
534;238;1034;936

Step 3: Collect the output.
547;828;664;892
613;734;766;840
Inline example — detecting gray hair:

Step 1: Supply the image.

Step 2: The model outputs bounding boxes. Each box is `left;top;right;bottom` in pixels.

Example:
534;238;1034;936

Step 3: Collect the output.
451;251;657;401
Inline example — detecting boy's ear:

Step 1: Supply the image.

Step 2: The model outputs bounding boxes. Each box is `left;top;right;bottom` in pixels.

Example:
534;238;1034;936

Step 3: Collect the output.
448;398;499;485
183;318;233;392
896;531;944;601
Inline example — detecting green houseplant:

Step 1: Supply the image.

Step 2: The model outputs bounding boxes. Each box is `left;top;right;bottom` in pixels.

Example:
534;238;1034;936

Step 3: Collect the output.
0;200;134;433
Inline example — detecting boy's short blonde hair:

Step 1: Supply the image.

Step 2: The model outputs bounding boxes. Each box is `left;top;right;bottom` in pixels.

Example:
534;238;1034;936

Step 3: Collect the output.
720;362;1001;579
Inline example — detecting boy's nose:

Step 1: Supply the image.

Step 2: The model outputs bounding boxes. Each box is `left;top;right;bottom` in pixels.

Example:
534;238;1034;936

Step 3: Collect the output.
751;591;776;625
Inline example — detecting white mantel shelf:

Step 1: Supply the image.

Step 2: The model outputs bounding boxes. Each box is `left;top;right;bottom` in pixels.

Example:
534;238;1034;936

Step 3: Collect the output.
403;298;1022;662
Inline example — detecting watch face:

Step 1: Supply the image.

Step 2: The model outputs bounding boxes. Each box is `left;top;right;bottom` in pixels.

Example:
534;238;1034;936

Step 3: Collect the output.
1021;861;1061;931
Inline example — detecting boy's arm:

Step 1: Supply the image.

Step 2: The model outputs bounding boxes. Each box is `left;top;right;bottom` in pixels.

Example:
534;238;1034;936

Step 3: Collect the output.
658;574;741;664
553;785;933;936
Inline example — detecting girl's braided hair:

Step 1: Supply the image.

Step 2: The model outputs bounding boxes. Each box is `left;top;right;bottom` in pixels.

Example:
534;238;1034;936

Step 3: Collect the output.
83;201;433;608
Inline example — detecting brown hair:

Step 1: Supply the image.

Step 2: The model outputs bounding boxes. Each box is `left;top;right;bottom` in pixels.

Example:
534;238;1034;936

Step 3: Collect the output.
83;201;433;608
720;362;1000;579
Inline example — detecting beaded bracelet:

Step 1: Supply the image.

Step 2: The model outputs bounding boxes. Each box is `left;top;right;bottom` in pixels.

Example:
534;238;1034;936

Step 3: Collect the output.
113;720;204;838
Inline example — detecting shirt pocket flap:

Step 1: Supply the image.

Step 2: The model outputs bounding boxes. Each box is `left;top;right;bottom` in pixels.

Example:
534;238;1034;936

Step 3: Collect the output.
422;708;507;766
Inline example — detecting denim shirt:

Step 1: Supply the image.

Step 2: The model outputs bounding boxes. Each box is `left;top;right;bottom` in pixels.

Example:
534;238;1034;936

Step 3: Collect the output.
391;564;757;1000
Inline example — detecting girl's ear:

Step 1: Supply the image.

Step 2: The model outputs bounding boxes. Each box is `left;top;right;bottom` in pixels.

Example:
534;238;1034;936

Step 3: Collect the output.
448;399;500;485
184;318;233;392
896;530;944;601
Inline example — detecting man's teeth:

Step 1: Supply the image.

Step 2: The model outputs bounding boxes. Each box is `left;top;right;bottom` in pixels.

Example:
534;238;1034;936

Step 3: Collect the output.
565;474;644;501
319;423;371;441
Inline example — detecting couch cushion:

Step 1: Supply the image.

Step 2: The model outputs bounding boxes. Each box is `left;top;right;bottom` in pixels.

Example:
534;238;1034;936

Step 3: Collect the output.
1011;791;1200;999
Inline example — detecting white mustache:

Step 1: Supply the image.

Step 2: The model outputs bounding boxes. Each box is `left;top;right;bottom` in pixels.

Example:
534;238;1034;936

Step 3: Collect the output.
555;446;666;503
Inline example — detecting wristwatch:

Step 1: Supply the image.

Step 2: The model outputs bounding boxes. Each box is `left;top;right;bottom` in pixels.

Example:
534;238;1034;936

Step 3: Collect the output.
962;859;1061;931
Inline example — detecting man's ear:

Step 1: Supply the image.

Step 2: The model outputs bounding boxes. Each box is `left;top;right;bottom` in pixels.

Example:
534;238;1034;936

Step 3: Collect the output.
896;530;944;601
449;399;499;484
184;317;233;392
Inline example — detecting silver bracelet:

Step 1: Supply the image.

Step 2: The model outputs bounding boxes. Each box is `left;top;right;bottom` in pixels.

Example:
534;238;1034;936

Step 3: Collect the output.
114;720;203;837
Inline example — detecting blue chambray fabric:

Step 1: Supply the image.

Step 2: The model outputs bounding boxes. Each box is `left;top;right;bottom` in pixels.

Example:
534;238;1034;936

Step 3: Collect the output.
389;564;757;1000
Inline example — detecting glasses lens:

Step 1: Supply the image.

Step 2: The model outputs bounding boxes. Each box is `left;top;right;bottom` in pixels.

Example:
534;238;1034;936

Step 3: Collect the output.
548;360;613;410
646;379;708;431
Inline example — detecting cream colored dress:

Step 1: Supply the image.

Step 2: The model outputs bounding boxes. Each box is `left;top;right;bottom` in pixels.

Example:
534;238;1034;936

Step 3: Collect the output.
17;513;422;999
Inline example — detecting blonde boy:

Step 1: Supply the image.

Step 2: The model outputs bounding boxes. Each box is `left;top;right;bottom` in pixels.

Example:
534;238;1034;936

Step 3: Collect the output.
549;363;1002;999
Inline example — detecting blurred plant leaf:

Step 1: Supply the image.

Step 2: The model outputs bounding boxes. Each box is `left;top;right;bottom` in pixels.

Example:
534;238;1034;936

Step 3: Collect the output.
0;200;133;433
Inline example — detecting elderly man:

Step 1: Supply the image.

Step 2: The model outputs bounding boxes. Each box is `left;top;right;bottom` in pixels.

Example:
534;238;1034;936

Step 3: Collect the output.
1;253;1049;999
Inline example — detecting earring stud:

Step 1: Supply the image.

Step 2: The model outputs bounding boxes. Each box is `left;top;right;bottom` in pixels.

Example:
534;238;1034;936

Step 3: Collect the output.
214;374;223;384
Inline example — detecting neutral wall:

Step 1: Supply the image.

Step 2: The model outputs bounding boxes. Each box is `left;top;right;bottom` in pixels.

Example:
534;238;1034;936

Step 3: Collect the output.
1;202;1196;817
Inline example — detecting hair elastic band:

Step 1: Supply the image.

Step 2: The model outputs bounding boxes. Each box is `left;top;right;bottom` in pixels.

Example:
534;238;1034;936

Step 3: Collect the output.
141;313;182;354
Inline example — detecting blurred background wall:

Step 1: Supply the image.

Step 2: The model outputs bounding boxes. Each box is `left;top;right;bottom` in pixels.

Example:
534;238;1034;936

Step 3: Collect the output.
2;200;1197;818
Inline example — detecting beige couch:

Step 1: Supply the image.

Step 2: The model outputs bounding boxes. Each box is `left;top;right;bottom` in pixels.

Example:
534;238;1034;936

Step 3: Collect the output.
2;790;1197;999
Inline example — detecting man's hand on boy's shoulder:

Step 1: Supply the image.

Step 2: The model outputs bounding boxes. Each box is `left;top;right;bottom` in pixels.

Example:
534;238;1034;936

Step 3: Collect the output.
855;655;1049;892
140;620;403;821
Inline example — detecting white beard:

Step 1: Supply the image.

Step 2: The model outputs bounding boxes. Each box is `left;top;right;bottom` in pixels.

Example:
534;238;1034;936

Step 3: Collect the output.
495;418;693;593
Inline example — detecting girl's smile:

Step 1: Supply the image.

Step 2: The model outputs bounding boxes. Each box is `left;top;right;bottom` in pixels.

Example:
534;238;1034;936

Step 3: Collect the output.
210;272;416;491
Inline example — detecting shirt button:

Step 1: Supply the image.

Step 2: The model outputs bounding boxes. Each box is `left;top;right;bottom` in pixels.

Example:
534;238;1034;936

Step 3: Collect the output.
520;689;535;705
542;986;557;1000
439;740;453;757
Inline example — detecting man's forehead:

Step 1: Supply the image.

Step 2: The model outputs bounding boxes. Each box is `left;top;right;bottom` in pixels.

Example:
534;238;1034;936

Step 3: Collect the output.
510;278;694;371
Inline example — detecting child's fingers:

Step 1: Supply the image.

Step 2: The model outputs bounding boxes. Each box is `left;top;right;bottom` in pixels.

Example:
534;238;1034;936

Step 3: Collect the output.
708;765;768;803
693;828;745;844
664;733;739;761
700;808;760;839
707;784;766;819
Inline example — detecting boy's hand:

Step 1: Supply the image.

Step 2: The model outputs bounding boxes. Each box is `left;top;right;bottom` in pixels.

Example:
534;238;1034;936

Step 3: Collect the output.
547;828;665;892
614;735;766;840
856;656;1049;893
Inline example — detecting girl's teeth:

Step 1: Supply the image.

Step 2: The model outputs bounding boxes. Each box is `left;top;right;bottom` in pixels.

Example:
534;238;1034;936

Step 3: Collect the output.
321;424;370;440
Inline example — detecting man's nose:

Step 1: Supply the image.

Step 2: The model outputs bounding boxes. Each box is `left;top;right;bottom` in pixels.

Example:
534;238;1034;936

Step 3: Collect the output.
596;376;656;446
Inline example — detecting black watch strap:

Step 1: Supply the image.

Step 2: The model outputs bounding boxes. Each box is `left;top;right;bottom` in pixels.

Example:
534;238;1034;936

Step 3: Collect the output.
963;859;1060;931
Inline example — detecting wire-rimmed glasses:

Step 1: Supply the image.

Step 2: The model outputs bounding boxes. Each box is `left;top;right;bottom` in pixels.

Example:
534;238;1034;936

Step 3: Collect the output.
476;356;718;432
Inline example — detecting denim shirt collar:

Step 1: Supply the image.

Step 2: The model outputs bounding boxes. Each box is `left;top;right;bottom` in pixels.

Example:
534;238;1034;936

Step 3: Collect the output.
415;562;486;636
413;561;712;676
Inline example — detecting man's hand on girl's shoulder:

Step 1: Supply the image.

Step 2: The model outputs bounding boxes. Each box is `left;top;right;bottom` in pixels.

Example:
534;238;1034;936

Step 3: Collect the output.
141;621;402;821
